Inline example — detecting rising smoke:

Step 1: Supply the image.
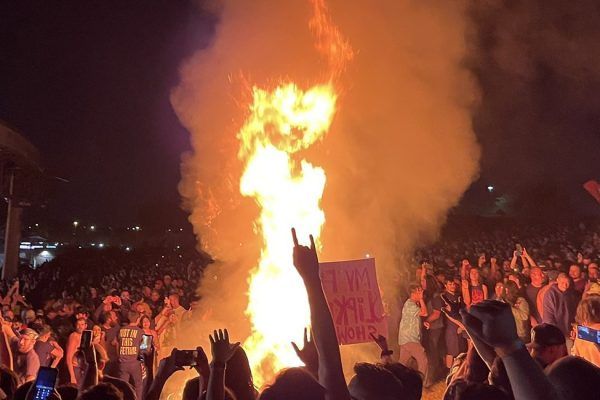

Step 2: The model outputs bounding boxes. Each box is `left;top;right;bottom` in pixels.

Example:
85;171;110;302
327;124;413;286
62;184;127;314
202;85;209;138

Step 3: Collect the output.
171;0;479;378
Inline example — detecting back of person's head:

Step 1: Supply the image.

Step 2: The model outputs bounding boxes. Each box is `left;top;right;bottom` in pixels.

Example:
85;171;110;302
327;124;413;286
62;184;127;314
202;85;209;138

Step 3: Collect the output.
198;387;237;400
183;376;202;400
14;382;33;400
382;362;422;400
225;347;256;400
259;367;325;400
57;384;79;400
575;295;600;325
127;310;140;324
78;383;123;400
504;280;519;304
489;357;514;400
0;366;17;400
454;382;509;400
546;356;600;400
348;362;404;400
463;345;488;383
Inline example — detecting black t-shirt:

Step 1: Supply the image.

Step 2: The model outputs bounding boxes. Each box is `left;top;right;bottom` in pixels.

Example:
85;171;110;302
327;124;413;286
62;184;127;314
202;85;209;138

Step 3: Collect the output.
117;326;143;363
428;294;445;330
525;284;542;323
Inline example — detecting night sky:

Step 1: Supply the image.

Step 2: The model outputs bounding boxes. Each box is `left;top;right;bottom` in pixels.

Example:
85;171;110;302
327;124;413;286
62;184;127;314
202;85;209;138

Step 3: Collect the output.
0;1;598;231
0;1;216;230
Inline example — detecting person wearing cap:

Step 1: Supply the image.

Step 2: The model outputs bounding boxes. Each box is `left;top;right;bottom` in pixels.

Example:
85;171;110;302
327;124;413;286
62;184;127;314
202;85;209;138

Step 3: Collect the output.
0;318;40;384
528;323;567;369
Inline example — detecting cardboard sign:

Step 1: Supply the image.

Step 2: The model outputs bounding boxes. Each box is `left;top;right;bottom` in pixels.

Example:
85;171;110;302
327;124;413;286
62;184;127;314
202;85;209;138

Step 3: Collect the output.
584;180;600;205
319;258;387;345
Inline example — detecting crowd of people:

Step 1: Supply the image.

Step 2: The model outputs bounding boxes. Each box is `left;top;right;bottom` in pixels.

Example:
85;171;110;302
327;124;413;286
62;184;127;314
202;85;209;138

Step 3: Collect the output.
0;220;597;400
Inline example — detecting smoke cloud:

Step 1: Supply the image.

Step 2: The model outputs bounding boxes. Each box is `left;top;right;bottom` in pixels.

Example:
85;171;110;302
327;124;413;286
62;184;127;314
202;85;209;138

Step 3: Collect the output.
467;0;600;215
171;0;479;379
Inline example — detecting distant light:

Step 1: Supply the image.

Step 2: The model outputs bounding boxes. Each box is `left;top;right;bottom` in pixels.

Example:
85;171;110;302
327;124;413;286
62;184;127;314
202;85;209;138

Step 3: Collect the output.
365;253;371;258
98;243;104;248
40;250;50;257
487;185;494;193
91;243;96;247
73;221;79;227
135;226;140;231
125;247;131;252
176;245;180;249
35;223;39;227
90;225;96;231
179;228;183;232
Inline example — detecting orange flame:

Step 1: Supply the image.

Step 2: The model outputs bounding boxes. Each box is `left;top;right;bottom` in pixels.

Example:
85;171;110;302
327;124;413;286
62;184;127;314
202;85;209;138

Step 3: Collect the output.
239;0;353;387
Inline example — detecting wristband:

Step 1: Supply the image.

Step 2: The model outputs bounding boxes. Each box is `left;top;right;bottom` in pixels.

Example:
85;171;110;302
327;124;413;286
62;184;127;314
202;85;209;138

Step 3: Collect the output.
381;350;394;357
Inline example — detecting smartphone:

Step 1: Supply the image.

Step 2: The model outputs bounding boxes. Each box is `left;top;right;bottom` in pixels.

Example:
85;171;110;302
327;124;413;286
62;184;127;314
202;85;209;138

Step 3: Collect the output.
33;367;58;400
80;330;92;349
174;349;198;367
140;334;153;351
577;325;600;344
515;244;523;256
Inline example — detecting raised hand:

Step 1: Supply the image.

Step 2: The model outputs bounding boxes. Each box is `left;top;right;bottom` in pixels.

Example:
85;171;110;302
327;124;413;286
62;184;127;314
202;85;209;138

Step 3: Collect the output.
460;300;520;354
155;348;184;381
291;228;320;284
441;294;465;329
291;328;318;375
209;329;240;364
369;333;389;352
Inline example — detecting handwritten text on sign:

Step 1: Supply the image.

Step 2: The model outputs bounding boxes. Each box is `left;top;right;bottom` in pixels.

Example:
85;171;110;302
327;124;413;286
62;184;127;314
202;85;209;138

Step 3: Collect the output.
319;258;387;345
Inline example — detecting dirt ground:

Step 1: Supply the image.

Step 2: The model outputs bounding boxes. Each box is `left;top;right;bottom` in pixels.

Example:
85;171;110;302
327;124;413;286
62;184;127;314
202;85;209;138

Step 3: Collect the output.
422;381;446;400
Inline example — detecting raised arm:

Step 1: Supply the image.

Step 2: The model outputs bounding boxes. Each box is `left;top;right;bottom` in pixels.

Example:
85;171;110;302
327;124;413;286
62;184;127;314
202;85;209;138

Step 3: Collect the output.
461;280;472;308
292;228;350;400
461;300;559;400
522;248;537;268
510;251;518;271
207;329;240;400
146;349;184;400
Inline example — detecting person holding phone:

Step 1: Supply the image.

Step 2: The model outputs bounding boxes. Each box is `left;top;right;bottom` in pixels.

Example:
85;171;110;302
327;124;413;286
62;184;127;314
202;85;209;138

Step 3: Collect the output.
66;318;88;384
572;295;600;367
116;310;144;400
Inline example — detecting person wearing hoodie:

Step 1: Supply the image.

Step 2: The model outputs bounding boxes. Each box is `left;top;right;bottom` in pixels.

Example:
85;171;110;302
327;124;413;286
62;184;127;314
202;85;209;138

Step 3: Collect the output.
542;273;577;351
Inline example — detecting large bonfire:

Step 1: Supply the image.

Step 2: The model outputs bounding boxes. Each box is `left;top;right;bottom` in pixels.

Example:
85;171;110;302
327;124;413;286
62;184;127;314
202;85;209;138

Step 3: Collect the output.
238;0;353;386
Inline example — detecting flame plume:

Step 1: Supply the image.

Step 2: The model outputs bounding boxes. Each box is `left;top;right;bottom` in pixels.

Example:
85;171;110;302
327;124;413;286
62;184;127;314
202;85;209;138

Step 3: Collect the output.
239;0;352;387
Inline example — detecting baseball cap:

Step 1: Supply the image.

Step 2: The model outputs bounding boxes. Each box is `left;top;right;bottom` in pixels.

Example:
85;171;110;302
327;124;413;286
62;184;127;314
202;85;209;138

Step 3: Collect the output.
529;323;565;349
